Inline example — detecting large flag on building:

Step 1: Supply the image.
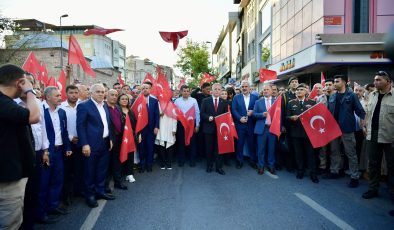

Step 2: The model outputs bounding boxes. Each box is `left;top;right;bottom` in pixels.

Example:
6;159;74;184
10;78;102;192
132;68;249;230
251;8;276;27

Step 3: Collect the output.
259;68;277;83
83;28;123;36
299;103;342;148
184;106;195;146
131;94;148;133
57;70;67;101
68;34;96;77
268;95;282;138
199;73;216;86
119;113;136;163
22;52;41;80
215;112;235;154
159;30;188;50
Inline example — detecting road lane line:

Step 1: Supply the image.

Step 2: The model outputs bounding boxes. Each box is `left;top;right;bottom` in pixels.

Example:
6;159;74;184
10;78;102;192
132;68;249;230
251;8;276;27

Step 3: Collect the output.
294;193;355;230
80;200;107;230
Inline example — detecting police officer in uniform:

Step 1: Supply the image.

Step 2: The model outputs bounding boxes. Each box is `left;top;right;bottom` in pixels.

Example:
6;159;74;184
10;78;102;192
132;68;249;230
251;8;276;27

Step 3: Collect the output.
286;83;319;183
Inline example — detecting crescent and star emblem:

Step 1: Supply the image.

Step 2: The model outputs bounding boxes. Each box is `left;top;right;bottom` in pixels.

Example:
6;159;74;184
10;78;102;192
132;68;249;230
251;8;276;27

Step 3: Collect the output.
187;116;194;120
219;123;230;140
137;104;142;117
310;115;326;134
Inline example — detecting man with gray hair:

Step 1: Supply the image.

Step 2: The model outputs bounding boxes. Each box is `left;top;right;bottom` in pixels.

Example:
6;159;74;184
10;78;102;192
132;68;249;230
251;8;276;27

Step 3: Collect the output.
77;84;115;208
231;80;258;169
37;86;72;222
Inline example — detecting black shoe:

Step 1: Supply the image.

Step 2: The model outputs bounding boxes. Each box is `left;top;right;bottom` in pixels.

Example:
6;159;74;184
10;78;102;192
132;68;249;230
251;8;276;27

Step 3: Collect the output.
96;193;115;200
268;167;276;175
362;190;378;199
105;187;112;194
86;197;98;208
206;166;213;173
36;215;59;224
48;207;69;215
296;172;304;179
249;162;258;169
216;168;225;175
258;168;264;175
236;161;243;169
322;173;339;179
147;167;152;172
348;179;359;188
310;175;319;183
114;183;128;190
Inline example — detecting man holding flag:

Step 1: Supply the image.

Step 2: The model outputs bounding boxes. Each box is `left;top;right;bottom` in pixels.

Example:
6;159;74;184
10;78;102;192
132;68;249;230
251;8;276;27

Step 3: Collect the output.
201;83;228;175
286;83;319;183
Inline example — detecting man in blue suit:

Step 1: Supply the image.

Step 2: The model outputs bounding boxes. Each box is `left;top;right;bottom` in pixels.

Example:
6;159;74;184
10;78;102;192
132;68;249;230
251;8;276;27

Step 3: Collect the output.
231;80;258;169
77;84;114;208
37;86;72;222
139;82;160;172
253;85;276;175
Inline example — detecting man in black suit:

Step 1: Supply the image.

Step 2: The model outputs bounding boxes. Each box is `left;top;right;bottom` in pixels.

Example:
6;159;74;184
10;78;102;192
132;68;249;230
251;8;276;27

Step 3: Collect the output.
200;83;228;175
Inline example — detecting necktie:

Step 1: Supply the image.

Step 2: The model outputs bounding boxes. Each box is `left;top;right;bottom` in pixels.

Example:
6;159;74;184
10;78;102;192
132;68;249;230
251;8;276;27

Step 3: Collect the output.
266;98;271;110
300;101;303;107
214;98;218;112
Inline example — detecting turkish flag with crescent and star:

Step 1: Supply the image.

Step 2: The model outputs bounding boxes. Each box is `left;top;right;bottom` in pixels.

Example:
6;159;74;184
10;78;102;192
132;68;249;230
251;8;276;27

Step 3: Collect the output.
227;106;238;139
151;67;172;103
268;95;282;138
184;106;195;146
215;112;235;154
119;113;136;163
161;101;190;135
131;94;148;133
57;69;67;101
159;30;188;51
199;73;216;86
299;103;342;148
22;52;41;80
68;34;96;78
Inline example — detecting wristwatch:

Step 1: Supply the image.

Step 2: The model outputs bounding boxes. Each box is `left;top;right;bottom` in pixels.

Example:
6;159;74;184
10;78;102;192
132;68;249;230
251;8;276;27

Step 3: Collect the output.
24;89;36;95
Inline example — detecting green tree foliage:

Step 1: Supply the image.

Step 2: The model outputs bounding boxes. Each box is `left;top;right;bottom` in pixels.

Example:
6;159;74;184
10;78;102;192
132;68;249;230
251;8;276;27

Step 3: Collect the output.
175;39;211;88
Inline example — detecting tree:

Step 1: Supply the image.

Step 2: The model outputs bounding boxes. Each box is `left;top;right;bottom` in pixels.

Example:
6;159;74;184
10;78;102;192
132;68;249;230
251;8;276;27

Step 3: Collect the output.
175;39;211;88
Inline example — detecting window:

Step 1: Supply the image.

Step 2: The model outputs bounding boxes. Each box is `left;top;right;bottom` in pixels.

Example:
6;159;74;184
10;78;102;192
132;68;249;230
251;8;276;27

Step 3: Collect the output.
353;0;369;33
261;35;271;64
261;1;272;34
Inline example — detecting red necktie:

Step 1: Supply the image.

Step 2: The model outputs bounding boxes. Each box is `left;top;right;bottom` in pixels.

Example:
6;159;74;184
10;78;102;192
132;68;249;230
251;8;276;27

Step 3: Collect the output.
214;98;218;112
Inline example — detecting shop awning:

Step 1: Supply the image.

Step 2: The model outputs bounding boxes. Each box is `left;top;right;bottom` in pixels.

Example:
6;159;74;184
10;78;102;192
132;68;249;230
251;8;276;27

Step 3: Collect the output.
317;33;385;52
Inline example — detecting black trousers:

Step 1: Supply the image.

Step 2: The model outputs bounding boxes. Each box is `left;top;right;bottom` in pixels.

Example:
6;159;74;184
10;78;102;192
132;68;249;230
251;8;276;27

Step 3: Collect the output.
62;144;84;200
292;137;316;175
204;133;223;170
366;140;394;199
158;142;174;167
176;122;196;165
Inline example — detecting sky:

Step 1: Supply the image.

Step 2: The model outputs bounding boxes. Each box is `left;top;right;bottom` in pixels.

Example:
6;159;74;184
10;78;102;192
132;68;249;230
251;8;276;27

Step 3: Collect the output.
1;0;239;72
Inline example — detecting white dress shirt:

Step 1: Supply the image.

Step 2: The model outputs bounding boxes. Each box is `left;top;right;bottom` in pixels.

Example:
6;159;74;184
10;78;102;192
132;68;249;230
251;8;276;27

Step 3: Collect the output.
60;101;78;141
43;101;63;146
243;93;250;110
92;99;109;138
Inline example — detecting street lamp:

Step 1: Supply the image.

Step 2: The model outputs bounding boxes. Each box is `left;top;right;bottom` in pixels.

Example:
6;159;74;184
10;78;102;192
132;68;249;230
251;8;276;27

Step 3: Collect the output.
205;41;213;69
60;14;68;68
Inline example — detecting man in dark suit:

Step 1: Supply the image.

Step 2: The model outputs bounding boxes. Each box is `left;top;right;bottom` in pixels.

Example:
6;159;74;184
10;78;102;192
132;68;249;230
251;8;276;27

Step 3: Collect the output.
231;80;258;169
286;83;319;183
253;84;276;175
37;86;72;221
201;83;228;175
139;82;160;172
77;84;115;208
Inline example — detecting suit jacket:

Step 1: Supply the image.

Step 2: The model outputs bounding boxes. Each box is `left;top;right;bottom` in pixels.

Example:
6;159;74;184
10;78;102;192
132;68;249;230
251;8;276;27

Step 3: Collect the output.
253;97;275;135
43;106;71;153
231;93;258;132
144;96;160;132
201;97;228;134
286;98;316;138
77;99;113;152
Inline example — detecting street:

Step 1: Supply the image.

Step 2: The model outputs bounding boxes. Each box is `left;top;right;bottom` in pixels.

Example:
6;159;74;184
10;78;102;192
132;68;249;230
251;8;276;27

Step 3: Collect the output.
37;163;394;230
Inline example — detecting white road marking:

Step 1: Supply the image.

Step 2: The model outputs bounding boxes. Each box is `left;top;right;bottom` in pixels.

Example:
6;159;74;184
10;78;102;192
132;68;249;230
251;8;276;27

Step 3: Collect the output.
80;200;107;230
295;193;355;230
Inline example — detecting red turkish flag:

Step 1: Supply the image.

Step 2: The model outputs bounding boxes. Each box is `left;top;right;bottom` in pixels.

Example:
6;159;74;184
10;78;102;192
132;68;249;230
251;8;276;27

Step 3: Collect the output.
40;64;49;86
184;106;195;146
83;28;123;36
57;70;67;101
143;73;156;84
119;113;136;163
227;106;238;139
215;112;235;154
68;34;96;78
321;72;326;86
161;101;189;133
131;94;148;133
199;73;216;86
308;85;318;100
178;78;186;90
151;69;172;103
259;68;277;83
22;52;41;80
46;77;57;87
268;95;282;138
299;103;342;148
159;30;188;50
118;74;125;86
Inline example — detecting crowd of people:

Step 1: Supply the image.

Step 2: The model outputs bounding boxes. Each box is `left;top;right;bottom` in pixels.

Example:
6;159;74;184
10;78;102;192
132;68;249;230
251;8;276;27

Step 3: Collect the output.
0;63;393;230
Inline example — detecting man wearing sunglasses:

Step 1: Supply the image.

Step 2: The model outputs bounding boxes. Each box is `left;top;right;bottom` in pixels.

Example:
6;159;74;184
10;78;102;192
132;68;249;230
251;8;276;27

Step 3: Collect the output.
361;71;394;217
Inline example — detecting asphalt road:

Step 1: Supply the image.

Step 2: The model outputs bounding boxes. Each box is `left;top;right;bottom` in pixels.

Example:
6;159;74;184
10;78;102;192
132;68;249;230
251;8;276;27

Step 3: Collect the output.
36;162;394;230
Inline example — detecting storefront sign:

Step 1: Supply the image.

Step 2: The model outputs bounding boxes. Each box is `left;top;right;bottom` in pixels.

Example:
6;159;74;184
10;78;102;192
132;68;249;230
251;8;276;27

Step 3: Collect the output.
324;16;342;26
